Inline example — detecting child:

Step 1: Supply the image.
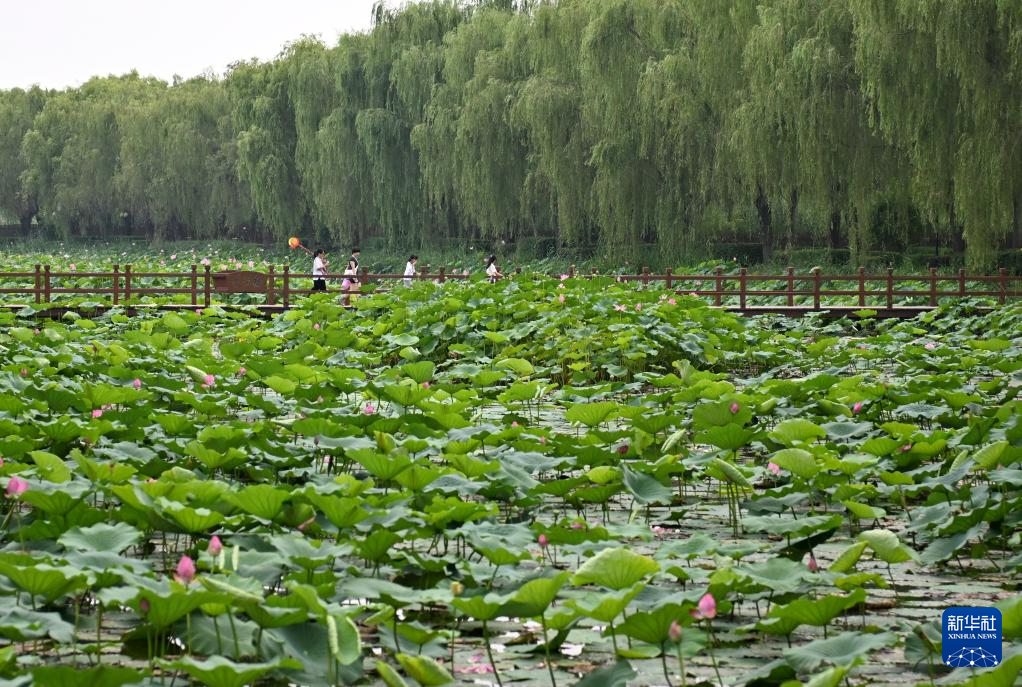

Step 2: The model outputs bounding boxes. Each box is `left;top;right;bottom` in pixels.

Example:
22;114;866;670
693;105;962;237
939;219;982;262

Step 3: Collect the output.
312;249;327;291
404;255;418;287
485;255;502;283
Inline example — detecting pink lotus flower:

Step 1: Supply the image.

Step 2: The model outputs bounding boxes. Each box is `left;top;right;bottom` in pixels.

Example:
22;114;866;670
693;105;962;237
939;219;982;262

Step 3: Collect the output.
422;381;430;389
767;462;781;475
170;254;177;260
924;342;936;350
539;436;546;445
558;294;565;303
203;374;215;387
139;599;150;614
807;554;820;572
651;525;666;540
613;304;627;312
132;378;142;390
694;593;717;620
6;476;28;498
92;409;103;418
635;303;642;312
237;367;246;376
852;402;863;415
297;515;315;532
0;457;4;467
669;620;682;643
208;536;223;556
313;323;320;330
175;555;196;584
668;298;676;305
571;521;585;530
363;403;376;415
248;260;255;268
200;258;210;266
557;283;565;289
69;263;77;271
33;328;39;336
730;402;740;414
559;274;569;281
900;444;912;453
617;444;629;455
19;369;27;377
538;534;549;549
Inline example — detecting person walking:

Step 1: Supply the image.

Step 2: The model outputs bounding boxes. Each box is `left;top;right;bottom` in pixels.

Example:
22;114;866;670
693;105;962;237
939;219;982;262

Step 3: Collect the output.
485;255;503;283
403;255;418;287
342;247;361;305
312;249;328;291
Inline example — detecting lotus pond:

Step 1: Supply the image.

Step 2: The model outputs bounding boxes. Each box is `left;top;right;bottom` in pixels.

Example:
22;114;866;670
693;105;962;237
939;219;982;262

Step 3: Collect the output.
0;265;1020;687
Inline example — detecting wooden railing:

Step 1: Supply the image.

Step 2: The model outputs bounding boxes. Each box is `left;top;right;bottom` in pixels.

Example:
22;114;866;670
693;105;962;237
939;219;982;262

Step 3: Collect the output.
542;265;1021;309
0;263;1018;314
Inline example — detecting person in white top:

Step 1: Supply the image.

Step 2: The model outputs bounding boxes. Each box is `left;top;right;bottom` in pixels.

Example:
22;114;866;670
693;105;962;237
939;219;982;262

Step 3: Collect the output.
312;249;328;291
485;255;502;282
403;255;418;287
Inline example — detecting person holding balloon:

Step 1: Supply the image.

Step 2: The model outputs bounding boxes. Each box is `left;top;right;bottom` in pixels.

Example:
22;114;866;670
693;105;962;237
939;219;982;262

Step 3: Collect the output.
289;237;328;292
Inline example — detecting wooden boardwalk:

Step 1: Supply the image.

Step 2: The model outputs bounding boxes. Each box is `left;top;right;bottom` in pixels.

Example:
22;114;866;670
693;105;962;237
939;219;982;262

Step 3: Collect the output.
0;264;1017;318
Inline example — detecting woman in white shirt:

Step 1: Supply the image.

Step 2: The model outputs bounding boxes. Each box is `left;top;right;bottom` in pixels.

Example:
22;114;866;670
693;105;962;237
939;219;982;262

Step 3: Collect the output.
312;249;327;291
485;255;502;282
403;255;418;287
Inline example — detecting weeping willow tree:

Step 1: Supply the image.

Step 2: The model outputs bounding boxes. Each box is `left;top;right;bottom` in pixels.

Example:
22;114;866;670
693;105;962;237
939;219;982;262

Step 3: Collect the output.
578;0;677;259
0;87;46;229
850;0;1022;265
229;59;306;239
19;74;165;238
511;0;595;250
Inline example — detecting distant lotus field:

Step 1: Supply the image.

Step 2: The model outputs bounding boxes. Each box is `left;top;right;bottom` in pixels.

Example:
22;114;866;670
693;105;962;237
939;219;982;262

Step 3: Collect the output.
0;248;1019;686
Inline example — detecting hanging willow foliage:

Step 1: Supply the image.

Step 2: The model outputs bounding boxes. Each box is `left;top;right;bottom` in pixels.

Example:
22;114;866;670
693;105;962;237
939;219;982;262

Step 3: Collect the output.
1;0;1020;265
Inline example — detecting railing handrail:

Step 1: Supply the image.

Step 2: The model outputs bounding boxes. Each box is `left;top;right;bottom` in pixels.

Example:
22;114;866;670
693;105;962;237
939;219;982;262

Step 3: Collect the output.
0;264;1018;314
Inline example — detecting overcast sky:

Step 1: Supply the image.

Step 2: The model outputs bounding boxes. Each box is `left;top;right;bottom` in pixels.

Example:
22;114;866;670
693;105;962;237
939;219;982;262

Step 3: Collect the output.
0;0;390;89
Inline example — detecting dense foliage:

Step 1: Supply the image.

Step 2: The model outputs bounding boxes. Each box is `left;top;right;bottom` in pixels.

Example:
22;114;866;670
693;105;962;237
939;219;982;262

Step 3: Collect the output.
0;253;1020;684
2;0;1022;266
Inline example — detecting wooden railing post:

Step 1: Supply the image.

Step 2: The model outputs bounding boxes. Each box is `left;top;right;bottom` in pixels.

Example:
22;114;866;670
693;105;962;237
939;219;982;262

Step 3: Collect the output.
439;267;446;283
360;266;369;286
421;264;430;281
886;266;894;309
190;265;198;306
43;265;51;303
270;265;279;306
112;264;120;305
641;266;650;286
714;266;723;306
568;264;575;278
786;266;795;307
665;267;673;290
958;268;966;297
739;267;747;310
928;267;938;306
590;267;598;278
812;267;821;310
34;264;41;304
999;268;1008;305
124;264;132;305
203;266;211;308
858;266;866;307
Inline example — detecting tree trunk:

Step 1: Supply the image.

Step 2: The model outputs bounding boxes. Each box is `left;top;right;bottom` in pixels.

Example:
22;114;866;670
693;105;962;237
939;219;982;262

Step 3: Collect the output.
787;189;798;259
1013;193;1022;249
755;185;773;263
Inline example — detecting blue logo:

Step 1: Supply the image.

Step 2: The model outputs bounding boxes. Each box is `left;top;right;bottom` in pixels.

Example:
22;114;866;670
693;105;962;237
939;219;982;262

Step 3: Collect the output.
942;607;1001;668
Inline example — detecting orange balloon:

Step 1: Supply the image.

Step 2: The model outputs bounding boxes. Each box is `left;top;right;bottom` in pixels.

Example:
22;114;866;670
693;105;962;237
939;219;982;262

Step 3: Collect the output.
288;237;300;249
